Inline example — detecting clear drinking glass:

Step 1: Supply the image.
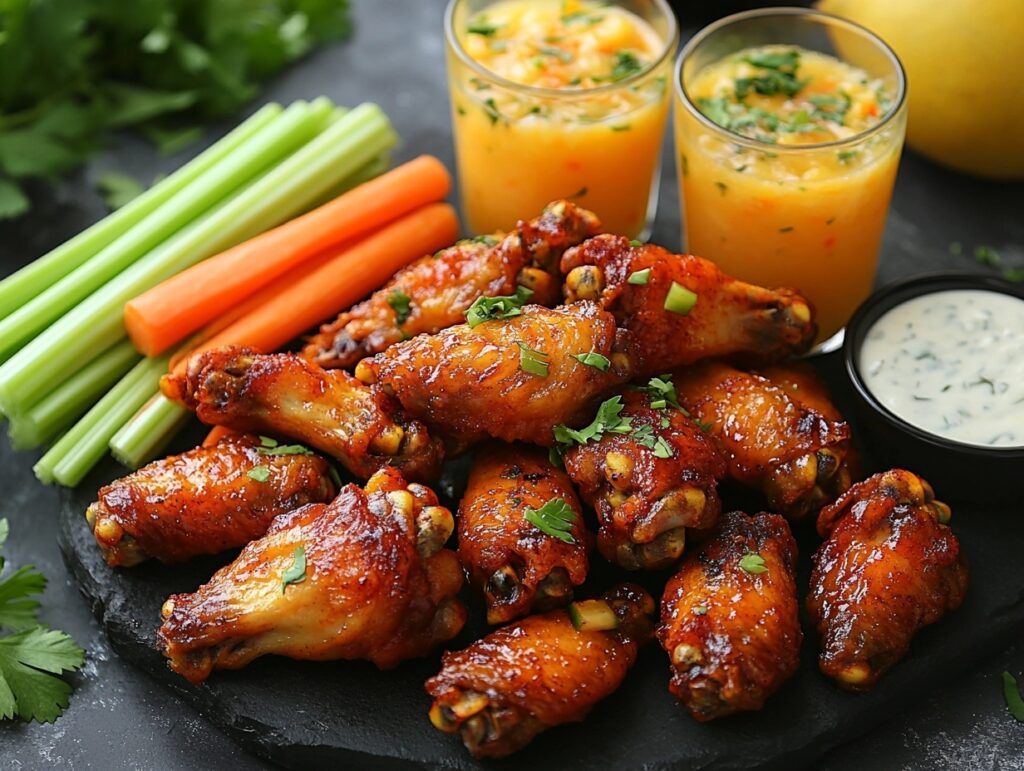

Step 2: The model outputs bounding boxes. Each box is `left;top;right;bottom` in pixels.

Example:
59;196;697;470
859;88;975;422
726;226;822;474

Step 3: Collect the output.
445;0;678;239
674;8;908;347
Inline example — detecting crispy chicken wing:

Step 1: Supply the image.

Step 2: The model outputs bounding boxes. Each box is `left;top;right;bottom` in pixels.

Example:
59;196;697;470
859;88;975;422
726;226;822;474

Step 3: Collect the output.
563;386;725;570
355;302;632;451
425;584;654;759
807;469;969;691
86;435;335;567
459;444;591;624
673;361;854;518
159;468;466;683
561;234;815;375
657;511;802;721
303;200;602;369
162;346;443;482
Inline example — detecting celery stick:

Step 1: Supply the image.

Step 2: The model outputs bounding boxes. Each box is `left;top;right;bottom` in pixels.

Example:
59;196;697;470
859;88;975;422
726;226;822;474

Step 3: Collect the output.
0;105;283;323
7;339;140;449
36;356;170;487
0;102;397;415
109;395;189;469
0;100;330;361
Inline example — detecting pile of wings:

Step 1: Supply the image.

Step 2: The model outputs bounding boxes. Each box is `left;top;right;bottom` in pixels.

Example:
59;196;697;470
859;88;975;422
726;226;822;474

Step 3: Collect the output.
86;202;968;759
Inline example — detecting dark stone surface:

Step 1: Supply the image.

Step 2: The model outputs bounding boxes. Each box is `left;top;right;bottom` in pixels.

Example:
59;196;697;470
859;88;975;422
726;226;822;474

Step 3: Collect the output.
2;0;1024;768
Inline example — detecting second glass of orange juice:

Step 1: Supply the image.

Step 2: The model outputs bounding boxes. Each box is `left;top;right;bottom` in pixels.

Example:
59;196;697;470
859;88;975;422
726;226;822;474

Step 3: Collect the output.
674;8;907;346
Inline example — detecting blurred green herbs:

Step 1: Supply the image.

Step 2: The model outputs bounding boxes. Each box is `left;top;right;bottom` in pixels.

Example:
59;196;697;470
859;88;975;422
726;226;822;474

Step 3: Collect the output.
0;0;352;218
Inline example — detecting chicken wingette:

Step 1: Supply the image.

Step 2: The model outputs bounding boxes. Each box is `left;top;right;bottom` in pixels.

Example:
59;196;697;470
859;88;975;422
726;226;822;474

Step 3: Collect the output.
674;361;855;518
458;444;591;624
807;469;969;690
562;382;725;570
561;234;815;376
304;200;601;368
355;302;633;451
658;510;802;721
159;467;465;683
87;434;335;567
425;584;655;759
162;346;443;482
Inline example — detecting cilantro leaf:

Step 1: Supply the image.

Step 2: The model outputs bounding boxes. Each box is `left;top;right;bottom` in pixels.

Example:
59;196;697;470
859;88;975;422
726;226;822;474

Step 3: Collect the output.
572;352;610;372
738;552;768;574
281;546;307;593
523;499;577;544
0;627;85;723
246;465;270;482
387;289;413;326
258;443;314;457
518;343;549;377
96;173;145;211
553;395;633;449
0;179;30;220
0;567;46;632
465;286;533;328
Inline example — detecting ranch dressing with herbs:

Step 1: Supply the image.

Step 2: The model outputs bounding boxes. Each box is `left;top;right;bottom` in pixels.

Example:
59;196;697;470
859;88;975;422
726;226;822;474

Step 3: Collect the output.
859;289;1024;448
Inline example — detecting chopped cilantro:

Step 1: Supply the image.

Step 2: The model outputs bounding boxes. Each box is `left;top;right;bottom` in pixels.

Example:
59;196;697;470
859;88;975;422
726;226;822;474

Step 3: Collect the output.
738;552;768;574
246;465;270;482
281;546;307;593
467;22;500;36
387;289;413;326
465;286;533;328
573;352;611;372
518;343;550;377
523;498;577;544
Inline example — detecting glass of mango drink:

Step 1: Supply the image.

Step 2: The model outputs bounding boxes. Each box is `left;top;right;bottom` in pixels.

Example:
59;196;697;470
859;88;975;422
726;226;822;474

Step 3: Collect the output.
674;8;908;348
444;0;678;239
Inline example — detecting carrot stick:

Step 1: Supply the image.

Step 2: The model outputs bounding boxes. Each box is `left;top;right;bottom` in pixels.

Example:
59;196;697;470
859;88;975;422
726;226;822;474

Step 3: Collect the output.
169;202;459;378
202;426;238;447
125;155;452;357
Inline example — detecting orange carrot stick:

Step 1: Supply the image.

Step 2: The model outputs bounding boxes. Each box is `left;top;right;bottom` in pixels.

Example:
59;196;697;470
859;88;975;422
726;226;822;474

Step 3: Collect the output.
125;155;451;357
169;202;459;378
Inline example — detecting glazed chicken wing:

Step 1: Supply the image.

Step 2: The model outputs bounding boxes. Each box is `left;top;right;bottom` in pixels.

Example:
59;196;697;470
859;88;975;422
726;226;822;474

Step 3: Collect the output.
807;469;969;690
561;234;815;376
657;511;802;721
674;361;854;518
87;435;335;567
159;468;466;683
563;385;725;570
162;346;443;482
425;584;654;759
355;302;632;450
303;200;602;369
459;444;591;624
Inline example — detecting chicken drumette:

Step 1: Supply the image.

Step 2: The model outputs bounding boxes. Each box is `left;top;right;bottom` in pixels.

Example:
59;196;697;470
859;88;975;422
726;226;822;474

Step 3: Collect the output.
673;361;855;518
355;302;632;451
426;584;654;759
87;434;335;567
561;234;815;376
459;444;591;624
159;467;466;683
658;510;802;721
304;200;601;369
162;346;443;482
562;384;725;570
807;469;969;690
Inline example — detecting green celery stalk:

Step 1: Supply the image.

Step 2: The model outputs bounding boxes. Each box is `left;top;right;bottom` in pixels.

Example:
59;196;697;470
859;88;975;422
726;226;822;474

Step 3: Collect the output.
0;104;283;323
7;339;140;449
34;356;170;487
0;100;331;362
109;394;189;469
0;102;396;416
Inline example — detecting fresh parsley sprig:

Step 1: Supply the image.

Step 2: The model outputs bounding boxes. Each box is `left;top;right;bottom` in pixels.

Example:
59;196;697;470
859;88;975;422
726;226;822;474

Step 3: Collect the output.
465;286;534;328
524;499;577;544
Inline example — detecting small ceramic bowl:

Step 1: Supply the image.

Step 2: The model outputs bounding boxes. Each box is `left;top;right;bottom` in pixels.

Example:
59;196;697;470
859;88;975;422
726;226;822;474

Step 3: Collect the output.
843;272;1024;505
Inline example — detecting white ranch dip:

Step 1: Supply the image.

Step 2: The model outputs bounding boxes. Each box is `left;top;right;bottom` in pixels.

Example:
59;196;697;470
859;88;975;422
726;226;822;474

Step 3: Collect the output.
858;289;1024;448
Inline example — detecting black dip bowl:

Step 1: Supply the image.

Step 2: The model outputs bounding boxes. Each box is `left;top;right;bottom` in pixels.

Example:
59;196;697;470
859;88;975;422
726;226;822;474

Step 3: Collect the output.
843;272;1024;506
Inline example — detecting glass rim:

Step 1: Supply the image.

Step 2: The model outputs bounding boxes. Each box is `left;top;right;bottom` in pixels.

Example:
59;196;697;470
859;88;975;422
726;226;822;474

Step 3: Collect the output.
444;0;680;99
674;6;908;153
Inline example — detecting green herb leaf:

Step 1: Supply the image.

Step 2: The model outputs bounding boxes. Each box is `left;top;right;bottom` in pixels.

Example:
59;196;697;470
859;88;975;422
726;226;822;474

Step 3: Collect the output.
387;289;413;326
483;98;501;125
742;49;800;72
1003;671;1024;722
538;45;573;63
96;172;144;211
468;22;500;36
974;245;1001;266
738;552;768;574
627;268;651;285
518;343;550;377
694;605;708;615
247;465;270;482
258;443;314;457
562;11;604;25
259;436;278;448
837;150;858;164
641;375;684;412
664;282;698;315
465;286;533;327
0;565;47;633
553;395;632;448
281;546;307;593
629;239;644;247
652;436;674;458
523;498;577;544
0;627;85;723
572;352;611;372
600;50;644;82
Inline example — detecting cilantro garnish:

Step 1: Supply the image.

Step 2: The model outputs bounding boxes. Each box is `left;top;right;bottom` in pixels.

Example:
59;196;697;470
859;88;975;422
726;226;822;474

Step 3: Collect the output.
467;22;500;36
518;343;550;377
553;395;633;448
465;286;533;327
599;51;644;82
523;498;577;544
387;289;413;326
246;465;270;482
738;552;768;574
572;352;610;372
281;546;307;593
257;438;314;457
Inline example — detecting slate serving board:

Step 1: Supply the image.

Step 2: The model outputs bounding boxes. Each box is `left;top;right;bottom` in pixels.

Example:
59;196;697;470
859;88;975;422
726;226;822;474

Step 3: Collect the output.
58;354;1024;770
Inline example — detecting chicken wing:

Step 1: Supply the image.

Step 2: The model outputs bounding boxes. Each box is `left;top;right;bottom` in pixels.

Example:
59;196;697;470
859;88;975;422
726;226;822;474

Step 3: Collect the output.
657;511;801;721
86;434;336;567
673;361;854;518
162;346;443;482
562;385;725;570
303;200;602;369
159;467;465;683
355;302;633;450
459;444;591;624
807;469;969;690
425;584;654;759
561;234;815;376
